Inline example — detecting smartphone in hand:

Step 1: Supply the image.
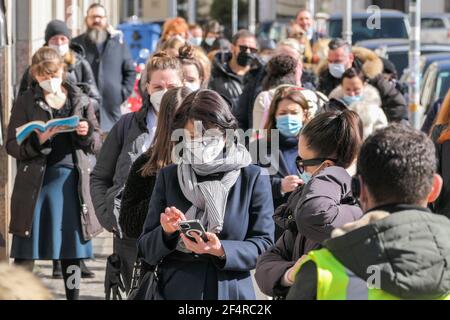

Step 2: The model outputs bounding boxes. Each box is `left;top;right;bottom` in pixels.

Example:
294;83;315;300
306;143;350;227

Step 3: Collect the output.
178;220;209;243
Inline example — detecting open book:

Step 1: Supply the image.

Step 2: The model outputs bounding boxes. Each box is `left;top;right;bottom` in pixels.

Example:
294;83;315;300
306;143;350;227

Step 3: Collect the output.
15;115;80;145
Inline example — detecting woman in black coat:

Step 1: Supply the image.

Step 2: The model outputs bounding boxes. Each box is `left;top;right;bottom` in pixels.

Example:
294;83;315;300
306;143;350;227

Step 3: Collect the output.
6;47;102;300
138;90;275;300
255;110;364;299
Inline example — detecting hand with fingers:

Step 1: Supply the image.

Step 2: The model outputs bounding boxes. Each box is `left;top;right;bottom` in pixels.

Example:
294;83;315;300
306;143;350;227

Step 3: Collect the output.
160;207;186;236
76;121;90;136
180;232;225;258
281;175;304;194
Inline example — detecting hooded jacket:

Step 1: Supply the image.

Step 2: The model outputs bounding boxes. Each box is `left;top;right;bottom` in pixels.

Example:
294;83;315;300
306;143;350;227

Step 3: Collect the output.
287;205;450;300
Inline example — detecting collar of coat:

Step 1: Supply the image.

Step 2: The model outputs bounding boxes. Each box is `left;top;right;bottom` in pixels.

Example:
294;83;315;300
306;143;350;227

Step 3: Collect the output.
317;46;384;80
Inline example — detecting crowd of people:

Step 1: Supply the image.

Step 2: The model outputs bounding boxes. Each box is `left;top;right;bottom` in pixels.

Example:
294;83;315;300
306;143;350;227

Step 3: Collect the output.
3;3;450;300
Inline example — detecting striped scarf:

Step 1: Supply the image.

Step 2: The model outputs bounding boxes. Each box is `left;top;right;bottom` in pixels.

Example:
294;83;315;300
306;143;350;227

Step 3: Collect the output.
176;141;252;252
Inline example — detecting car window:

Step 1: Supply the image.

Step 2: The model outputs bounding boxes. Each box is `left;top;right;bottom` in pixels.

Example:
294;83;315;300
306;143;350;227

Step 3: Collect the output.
422;18;445;29
421;66;438;109
436;70;450;100
329;18;408;43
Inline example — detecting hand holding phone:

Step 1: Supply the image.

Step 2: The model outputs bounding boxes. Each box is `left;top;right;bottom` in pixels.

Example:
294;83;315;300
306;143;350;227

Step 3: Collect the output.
178;220;209;243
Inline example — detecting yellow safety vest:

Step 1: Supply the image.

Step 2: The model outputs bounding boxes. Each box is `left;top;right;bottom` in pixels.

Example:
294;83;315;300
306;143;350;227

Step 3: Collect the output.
297;248;450;300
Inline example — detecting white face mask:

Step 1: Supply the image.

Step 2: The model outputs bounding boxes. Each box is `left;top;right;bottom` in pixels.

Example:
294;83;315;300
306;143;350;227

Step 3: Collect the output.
329;63;346;79
45;92;67;110
185;82;201;92
39;77;63;94
205;37;216;47
185;135;226;165
189;37;203;47
49;43;70;57
149;90;167;112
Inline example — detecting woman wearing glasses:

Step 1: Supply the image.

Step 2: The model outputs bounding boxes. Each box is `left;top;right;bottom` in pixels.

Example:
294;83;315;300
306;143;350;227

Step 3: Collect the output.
255;109;364;299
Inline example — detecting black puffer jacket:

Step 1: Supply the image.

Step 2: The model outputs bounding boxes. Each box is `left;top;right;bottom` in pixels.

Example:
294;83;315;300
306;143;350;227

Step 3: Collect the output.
18;44;102;114
255;166;362;298
287;205;450;300
209;52;246;111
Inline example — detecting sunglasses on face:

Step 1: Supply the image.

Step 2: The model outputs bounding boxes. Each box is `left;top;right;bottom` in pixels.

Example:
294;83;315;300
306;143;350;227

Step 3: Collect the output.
239;45;258;54
295;156;337;174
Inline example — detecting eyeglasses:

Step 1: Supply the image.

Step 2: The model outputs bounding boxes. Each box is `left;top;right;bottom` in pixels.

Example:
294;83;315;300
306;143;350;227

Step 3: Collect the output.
239;45;258;54
295;156;337;174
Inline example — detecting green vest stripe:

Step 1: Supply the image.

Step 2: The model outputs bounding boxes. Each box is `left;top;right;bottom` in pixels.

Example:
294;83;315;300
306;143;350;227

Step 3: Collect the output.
300;248;450;300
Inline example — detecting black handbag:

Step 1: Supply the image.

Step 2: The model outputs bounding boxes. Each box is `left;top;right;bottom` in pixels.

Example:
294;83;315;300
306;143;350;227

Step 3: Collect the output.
127;257;164;300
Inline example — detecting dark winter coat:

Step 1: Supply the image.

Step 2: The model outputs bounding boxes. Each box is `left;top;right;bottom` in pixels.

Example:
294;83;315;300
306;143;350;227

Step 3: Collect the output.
90;98;156;233
119;152;156;239
287;205;450;300
209;52;247;111
255;166;362;298
6;81;103;241
138;164;275;300
72;32;136;132
18;44;102;115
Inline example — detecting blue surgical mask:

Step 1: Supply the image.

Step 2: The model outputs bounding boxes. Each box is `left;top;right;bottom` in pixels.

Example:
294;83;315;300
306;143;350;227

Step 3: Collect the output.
342;95;363;106
276;115;303;137
329;63;346;79
300;171;312;184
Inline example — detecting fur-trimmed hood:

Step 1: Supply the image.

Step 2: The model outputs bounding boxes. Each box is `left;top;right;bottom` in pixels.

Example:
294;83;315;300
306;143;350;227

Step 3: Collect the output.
317;46;384;80
325;208;450;299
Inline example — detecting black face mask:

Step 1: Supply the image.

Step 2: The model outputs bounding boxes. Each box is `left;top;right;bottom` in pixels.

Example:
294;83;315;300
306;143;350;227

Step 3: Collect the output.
237;51;255;67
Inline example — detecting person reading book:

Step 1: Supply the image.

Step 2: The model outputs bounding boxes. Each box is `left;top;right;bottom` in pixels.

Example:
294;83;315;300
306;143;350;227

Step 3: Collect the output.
6;47;103;300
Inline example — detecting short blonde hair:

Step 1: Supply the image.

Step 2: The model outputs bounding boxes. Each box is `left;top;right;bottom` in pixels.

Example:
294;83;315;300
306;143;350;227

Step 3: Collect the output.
0;264;53;300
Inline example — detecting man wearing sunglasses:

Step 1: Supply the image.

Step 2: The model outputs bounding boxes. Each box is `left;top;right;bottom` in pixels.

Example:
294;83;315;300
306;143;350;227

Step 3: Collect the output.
209;29;259;112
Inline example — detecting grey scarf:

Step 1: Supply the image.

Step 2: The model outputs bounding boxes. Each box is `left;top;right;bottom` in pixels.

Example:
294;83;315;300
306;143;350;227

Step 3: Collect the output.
176;141;252;252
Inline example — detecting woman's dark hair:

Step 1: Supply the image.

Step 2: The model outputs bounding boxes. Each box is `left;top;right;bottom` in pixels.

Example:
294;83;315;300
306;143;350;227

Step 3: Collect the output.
340;67;366;84
140;87;192;177
172;89;238;133
262;55;298;91
301;110;364;169
264;86;310;139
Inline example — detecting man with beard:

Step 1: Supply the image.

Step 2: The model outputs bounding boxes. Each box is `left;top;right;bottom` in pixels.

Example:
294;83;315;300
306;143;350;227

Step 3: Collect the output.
72;3;136;134
209;29;259;112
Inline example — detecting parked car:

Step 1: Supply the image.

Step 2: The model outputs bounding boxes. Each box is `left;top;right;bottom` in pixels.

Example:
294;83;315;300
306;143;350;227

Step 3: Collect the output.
421;13;450;45
355;38;409;51
420;59;450;114
381;44;450;79
420;52;450;75
328;10;409;44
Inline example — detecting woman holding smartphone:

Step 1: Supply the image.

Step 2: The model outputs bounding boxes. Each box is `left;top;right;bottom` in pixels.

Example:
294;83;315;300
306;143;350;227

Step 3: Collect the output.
138;89;275;300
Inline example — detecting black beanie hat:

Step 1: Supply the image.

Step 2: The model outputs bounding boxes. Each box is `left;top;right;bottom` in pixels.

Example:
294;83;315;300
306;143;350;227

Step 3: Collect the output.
45;20;71;44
